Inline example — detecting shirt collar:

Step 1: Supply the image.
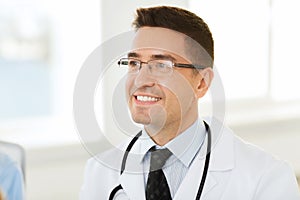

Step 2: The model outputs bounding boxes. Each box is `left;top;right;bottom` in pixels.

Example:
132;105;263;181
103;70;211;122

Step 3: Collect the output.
139;118;206;167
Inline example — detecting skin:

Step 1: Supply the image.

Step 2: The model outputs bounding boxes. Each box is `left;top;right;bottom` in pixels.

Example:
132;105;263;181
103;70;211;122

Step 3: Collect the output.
126;27;213;146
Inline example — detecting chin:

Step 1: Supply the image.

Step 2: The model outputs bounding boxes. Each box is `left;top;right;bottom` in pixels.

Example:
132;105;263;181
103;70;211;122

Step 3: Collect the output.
132;115;151;125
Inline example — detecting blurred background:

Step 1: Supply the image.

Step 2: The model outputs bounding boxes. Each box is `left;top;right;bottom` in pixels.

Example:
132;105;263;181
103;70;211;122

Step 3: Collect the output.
0;0;299;199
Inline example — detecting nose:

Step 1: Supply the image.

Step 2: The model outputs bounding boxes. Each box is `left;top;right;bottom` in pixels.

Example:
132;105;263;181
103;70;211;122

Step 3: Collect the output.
134;64;156;88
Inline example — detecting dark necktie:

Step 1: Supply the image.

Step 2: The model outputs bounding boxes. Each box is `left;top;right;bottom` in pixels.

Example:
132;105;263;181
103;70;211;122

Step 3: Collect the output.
146;147;172;200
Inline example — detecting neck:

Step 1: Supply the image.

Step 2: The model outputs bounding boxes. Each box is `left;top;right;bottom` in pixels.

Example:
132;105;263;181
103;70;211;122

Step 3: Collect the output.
145;116;198;146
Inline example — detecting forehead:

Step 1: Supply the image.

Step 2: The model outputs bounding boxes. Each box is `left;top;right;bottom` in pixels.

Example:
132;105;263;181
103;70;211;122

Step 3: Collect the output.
131;27;188;60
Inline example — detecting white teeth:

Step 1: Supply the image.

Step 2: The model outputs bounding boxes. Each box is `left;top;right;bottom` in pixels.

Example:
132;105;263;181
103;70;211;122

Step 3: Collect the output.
136;96;159;102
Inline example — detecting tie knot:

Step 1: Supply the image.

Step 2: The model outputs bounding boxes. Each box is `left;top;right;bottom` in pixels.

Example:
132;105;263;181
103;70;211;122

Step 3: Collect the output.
149;147;172;171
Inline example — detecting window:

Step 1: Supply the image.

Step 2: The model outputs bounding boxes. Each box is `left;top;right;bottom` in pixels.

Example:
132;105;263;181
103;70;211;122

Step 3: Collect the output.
0;5;51;119
0;0;101;147
189;0;300;102
271;0;300;100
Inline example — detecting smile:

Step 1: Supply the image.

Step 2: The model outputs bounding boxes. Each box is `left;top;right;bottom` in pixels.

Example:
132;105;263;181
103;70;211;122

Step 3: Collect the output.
136;95;160;102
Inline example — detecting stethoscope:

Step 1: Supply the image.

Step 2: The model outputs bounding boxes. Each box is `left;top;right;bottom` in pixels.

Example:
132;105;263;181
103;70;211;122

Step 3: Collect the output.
109;121;211;200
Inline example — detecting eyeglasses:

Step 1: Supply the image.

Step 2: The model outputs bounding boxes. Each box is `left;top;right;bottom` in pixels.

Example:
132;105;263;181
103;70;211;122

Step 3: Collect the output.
118;58;206;76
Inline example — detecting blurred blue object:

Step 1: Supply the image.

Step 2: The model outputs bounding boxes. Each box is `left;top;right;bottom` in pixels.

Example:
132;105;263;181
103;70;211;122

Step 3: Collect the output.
0;147;25;200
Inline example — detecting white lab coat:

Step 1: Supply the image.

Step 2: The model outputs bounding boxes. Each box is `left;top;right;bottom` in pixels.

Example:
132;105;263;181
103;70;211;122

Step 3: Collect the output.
80;124;300;200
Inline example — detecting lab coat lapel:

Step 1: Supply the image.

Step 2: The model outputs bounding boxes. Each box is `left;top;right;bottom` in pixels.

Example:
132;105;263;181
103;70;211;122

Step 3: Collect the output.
174;124;235;199
119;139;146;200
173;154;217;200
201;125;235;198
119;172;145;200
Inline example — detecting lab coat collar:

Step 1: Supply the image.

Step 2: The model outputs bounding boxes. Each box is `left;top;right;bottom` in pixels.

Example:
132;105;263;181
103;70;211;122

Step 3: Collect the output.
198;118;235;171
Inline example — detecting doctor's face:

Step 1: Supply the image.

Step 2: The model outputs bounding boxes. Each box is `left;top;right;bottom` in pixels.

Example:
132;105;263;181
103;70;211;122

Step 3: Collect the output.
125;27;208;132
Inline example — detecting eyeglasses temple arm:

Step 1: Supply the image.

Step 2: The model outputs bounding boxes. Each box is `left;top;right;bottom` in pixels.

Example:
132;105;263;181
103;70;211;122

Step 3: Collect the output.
175;63;207;69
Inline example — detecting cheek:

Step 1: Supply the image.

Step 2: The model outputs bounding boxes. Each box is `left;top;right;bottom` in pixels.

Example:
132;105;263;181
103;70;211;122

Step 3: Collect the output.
165;87;191;110
161;73;196;103
125;76;134;100
162;86;183;111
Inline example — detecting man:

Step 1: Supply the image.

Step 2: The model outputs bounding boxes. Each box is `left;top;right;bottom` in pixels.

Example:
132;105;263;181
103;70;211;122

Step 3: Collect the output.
80;6;300;200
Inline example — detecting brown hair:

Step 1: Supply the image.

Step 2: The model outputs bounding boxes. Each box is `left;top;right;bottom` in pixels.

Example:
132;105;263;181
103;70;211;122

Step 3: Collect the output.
132;6;214;68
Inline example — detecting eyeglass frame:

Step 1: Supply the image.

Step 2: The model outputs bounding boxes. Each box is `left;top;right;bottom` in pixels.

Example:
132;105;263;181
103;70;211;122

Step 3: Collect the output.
118;57;207;75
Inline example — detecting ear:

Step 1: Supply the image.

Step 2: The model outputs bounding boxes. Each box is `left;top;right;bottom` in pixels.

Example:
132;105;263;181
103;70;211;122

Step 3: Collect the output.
195;68;214;99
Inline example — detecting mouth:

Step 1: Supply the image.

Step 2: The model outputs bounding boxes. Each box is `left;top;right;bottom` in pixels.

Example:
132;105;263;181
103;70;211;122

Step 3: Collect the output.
133;95;162;105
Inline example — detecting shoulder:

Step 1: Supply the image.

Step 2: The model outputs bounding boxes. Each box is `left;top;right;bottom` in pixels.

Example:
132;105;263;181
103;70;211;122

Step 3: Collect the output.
222;127;288;175
211;125;283;174
231;132;286;173
227;129;300;198
233;133;276;163
80;139;133;200
85;132;143;171
213;124;295;179
85;139;131;171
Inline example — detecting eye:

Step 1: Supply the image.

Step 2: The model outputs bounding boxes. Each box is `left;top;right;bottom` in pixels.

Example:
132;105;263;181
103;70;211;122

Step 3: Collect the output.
128;59;140;67
151;60;172;72
155;62;167;68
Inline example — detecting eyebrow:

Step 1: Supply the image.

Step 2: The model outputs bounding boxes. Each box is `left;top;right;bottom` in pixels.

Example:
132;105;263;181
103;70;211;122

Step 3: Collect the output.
150;54;176;61
127;52;140;58
127;52;176;61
